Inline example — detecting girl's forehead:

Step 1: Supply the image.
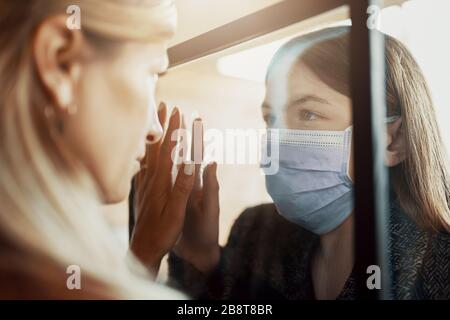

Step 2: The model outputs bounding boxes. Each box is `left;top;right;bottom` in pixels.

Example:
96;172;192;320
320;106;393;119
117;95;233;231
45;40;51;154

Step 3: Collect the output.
266;60;311;101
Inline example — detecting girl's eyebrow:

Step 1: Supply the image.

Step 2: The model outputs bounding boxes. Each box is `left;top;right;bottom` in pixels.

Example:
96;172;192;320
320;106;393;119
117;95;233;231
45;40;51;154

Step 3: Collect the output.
262;95;331;111
287;94;331;108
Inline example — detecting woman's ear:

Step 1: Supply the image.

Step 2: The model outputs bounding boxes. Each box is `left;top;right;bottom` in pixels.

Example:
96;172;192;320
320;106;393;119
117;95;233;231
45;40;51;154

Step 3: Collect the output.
33;15;83;111
385;117;406;167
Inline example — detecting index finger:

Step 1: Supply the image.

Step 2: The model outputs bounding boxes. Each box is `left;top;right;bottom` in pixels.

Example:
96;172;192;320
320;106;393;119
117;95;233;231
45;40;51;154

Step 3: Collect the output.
191;118;204;191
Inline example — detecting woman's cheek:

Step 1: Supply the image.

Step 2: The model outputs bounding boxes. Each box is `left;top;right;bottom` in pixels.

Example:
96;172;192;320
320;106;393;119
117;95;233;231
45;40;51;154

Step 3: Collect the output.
96;78;145;201
122;79;151;172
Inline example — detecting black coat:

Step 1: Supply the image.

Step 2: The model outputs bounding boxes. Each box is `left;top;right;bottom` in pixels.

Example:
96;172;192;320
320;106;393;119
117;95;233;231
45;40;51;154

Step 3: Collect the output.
168;199;450;299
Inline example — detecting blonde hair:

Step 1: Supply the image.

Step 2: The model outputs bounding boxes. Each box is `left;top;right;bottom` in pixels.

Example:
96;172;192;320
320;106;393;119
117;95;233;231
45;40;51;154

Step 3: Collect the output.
274;27;450;232
0;0;183;298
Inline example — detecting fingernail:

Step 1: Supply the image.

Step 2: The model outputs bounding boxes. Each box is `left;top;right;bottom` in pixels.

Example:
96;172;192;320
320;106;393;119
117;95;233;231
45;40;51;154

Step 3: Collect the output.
158;102;166;111
184;162;194;175
171;107;179;117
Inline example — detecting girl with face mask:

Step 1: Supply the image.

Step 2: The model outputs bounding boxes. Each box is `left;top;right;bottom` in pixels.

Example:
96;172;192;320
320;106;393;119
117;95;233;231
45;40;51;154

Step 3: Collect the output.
168;27;450;300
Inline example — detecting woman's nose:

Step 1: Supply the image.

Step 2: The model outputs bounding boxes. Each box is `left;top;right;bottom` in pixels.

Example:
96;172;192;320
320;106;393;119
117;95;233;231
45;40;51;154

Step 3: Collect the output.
147;118;163;144
146;101;164;144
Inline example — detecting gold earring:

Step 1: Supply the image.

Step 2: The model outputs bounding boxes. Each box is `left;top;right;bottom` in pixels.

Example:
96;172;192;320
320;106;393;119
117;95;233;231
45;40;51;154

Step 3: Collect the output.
59;82;72;109
58;83;78;115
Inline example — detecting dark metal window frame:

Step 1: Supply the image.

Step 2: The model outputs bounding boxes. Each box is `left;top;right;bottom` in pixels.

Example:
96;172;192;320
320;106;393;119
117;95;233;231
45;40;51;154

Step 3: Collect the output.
130;0;394;299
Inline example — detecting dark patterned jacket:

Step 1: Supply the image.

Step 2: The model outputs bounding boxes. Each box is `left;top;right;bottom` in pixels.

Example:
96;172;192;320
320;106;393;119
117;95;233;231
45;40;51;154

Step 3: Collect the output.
168;199;450;299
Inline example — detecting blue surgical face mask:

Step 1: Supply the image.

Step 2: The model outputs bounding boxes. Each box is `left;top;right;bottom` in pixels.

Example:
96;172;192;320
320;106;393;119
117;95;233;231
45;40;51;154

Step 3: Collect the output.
261;116;399;235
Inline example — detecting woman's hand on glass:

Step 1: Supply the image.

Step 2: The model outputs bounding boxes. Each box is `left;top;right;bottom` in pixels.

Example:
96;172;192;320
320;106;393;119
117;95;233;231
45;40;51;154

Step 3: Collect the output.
130;103;196;274
173;119;221;274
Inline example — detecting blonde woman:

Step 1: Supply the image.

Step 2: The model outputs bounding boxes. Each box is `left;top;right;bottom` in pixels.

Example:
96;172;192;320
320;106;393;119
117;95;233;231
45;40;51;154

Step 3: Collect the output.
0;0;214;299
168;27;450;299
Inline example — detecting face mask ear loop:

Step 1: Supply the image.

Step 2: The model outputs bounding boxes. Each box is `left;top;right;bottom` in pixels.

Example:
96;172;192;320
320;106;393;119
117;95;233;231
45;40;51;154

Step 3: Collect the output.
341;126;353;186
342;115;399;184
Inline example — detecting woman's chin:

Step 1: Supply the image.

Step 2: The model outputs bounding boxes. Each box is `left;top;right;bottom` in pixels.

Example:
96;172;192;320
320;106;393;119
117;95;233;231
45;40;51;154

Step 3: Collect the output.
100;182;130;205
96;165;136;205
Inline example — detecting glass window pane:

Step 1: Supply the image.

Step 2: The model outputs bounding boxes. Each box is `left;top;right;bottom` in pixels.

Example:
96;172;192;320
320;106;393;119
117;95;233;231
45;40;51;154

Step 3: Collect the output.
375;0;450;299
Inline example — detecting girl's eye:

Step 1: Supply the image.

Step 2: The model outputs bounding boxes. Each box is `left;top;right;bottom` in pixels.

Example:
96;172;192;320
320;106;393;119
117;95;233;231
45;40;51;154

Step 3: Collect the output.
300;110;319;121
